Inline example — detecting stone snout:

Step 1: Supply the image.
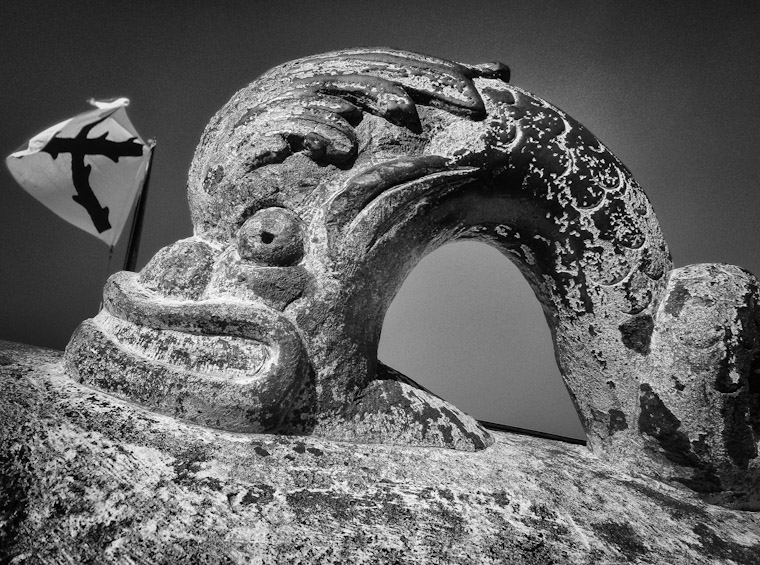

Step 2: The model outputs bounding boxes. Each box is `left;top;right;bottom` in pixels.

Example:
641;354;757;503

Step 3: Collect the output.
65;223;316;435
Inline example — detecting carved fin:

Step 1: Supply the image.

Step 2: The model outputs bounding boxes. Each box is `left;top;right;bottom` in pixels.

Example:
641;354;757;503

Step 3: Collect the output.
242;92;363;127
288;48;490;119
290;74;421;133
241;107;357;168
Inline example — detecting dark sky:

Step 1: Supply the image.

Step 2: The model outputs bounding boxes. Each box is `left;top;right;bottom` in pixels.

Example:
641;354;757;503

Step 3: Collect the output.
2;2;759;440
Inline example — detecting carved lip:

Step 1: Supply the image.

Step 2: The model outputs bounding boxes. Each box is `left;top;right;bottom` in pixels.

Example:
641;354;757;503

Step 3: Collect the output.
99;271;305;383
92;309;270;381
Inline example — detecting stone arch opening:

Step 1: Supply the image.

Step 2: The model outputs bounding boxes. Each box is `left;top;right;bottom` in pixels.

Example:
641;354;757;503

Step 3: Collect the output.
378;240;586;441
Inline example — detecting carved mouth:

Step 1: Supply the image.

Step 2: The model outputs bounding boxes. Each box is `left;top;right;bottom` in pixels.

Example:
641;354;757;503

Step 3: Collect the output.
92;310;270;382
102;271;300;347
64;271;309;432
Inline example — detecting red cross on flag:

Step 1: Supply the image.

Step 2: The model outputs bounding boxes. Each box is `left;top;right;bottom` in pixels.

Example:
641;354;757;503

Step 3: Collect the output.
6;98;153;247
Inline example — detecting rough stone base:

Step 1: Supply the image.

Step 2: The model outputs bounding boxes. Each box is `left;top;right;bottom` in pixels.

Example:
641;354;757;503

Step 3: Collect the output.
1;340;759;564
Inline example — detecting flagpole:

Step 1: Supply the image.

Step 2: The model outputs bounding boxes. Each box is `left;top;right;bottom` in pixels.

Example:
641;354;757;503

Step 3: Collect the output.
124;140;156;272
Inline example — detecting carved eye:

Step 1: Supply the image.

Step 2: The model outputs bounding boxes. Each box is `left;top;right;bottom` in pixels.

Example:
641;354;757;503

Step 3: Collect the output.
237;207;304;266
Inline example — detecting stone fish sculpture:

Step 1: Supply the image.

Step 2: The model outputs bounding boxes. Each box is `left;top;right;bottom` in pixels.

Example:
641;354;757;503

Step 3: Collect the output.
65;48;759;505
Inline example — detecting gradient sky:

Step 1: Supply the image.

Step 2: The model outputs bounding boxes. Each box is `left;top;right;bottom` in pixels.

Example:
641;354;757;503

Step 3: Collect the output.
2;2;759;440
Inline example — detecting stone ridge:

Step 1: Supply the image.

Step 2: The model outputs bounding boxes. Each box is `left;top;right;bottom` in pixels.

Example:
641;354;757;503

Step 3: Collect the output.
2;340;759;564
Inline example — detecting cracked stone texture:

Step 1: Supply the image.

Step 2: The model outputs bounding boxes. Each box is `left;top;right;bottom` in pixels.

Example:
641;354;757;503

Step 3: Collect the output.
2;341;759;564
8;48;760;558
59;47;760;507
637;264;760;506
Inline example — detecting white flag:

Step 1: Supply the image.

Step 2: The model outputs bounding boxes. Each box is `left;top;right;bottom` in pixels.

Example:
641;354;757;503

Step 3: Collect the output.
6;98;152;246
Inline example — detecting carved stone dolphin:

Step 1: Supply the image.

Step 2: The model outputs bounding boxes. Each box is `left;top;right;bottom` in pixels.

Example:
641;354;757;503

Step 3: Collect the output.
65;48;760;505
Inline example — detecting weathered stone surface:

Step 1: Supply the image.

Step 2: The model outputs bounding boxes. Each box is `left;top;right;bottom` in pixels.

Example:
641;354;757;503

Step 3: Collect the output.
57;47;760;505
5;48;760;561
638;264;760;507
2;341;760;564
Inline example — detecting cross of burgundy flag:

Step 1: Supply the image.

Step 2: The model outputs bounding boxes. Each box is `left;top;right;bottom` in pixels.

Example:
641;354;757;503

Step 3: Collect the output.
6;98;152;247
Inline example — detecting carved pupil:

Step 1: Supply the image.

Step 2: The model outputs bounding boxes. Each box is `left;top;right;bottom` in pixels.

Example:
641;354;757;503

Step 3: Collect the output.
237;207;304;266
